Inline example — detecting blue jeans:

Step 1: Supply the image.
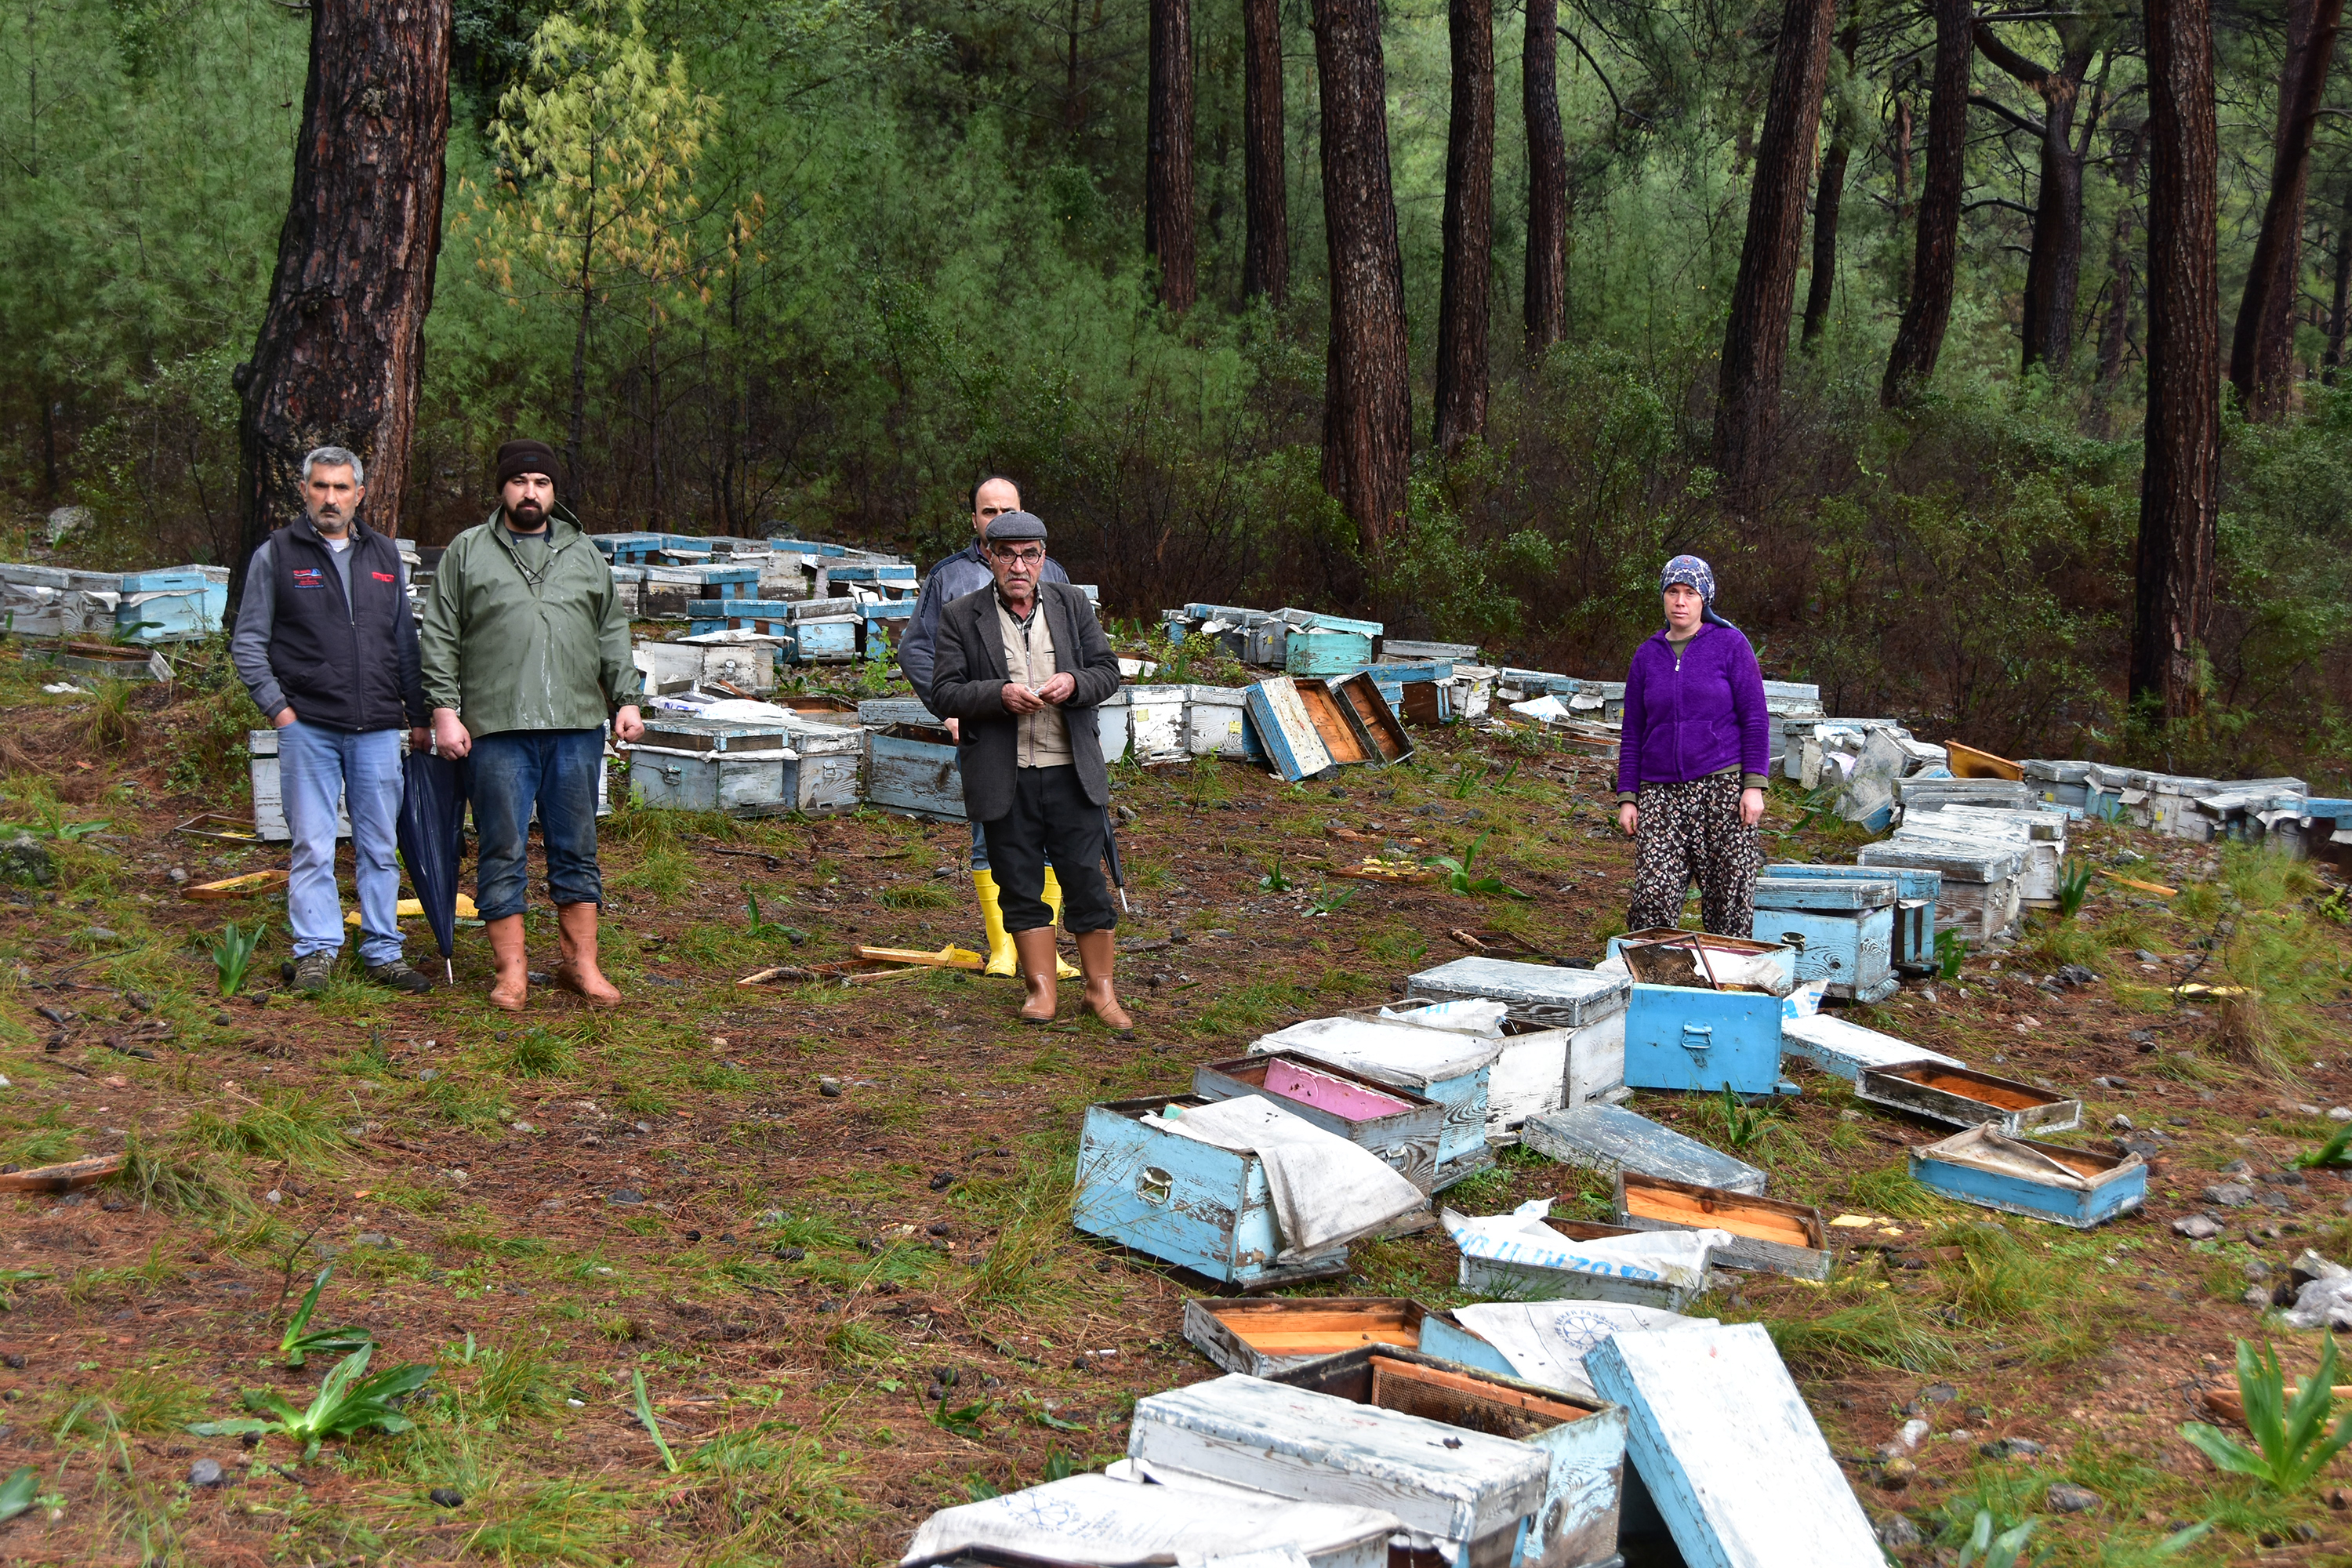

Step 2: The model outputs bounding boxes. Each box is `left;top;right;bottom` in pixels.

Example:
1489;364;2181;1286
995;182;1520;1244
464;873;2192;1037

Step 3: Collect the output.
468;729;604;921
278;721;405;965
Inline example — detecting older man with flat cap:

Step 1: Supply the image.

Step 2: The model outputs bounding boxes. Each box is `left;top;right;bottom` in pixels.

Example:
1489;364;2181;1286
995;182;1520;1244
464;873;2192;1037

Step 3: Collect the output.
927;511;1131;1032
420;439;645;1011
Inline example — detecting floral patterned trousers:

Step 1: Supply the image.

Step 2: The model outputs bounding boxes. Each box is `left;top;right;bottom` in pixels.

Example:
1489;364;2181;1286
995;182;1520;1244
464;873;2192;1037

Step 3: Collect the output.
1626;772;1761;937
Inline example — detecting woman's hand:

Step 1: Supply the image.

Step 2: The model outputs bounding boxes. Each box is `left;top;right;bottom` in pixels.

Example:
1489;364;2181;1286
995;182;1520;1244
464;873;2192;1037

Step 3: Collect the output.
1617;802;1639;837
1740;787;1765;827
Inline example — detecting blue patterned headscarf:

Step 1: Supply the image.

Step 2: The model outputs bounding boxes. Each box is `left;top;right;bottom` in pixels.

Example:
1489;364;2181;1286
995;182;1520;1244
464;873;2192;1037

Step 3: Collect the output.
1660;554;1736;630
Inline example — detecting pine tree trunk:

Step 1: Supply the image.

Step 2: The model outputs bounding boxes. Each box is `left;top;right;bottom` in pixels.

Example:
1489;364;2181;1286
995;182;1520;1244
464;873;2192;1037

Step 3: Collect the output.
232;0;452;610
2130;0;2221;720
1146;0;1198;313
1880;0;1969;405
2093;123;2150;415
2325;215;2352;383
1522;0;1568;355
1973;24;2100;375
1242;0;1288;304
1314;0;1412;559
2229;0;2344;418
1434;0;1495;454
1709;0;1837;503
1801;132;1849;347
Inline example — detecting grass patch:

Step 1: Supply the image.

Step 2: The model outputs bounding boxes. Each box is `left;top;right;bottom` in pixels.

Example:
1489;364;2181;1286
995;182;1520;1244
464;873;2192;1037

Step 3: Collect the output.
502;1027;579;1078
676;1424;870;1553
1755;1289;1952;1374
56;1368;208;1437
183;1090;348;1166
1844;1164;1949;1218
877;883;955;910
964;1150;1077;1308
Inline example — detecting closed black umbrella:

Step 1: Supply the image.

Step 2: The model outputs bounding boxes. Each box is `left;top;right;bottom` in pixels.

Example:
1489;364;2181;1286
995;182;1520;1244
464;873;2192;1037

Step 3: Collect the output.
397;748;467;985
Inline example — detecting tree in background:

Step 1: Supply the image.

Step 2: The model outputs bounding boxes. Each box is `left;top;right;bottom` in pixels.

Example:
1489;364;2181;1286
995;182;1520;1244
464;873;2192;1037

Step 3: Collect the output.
2230;0;2345;419
1240;0;1287;304
1710;0;1835;503
468;0;722;520
2132;0;2221;719
1879;0;1969;405
232;0;451;603
1521;0;1566;356
1800;23;1858;350
1145;0;1196;312
1434;0;1494;453
1313;0;1410;560
1968;8;2120;376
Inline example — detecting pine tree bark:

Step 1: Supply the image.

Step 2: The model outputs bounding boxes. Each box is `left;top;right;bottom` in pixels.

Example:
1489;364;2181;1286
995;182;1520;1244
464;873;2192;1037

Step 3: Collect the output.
233;0;452;608
1710;0;1836;503
1800;27;1859;349
1145;0;1198;313
2092;122;2150;417
1241;0;1288;304
1434;0;1495;454
2326;214;2352;383
1522;0;1568;355
2130;0;2221;719
1880;0;1969;405
2229;0;2343;418
1971;21;2101;374
1315;0;1412;558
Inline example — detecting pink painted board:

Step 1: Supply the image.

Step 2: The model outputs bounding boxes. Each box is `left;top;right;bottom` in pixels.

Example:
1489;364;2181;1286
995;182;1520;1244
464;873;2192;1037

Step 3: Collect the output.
1262;1058;1415;1121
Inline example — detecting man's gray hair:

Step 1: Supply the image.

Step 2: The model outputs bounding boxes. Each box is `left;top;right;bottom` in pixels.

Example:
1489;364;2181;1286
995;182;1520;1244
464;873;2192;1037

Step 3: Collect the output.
300;446;365;486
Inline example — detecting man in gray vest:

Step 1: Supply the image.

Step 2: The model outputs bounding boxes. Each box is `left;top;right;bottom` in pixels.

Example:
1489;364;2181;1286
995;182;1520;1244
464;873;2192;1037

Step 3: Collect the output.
927;511;1130;1032
230;445;431;995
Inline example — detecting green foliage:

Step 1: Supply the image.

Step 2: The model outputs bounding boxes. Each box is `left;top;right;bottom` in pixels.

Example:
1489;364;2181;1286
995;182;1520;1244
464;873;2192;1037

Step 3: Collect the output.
2179;1334;2352;1494
208;920;266;996
278;1265;372;1368
1258;858;1294;892
2056;858;2095;920
188;1344;434;1461
2293;1123;2352;1171
0;1466;33;1523
1709;1087;1769;1152
1935;928;1968;982
631;1369;680;1472
1427;833;1530;900
1956;1510;2041;1568
502;1026;576;1079
1305;883;1355;917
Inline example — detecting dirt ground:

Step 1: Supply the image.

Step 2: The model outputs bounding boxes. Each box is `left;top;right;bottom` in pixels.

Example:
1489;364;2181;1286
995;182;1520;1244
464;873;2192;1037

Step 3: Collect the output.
2;649;2351;1566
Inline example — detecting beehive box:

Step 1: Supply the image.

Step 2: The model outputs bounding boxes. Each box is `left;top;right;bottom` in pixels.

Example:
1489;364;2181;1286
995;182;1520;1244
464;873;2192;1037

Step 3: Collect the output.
1521;1105;1766;1196
1907;1126;2146;1228
1269;1345;1630;1568
1612;1172;1831;1282
1406;958;1632;1029
1333;671;1413;764
1192;1053;1444;1195
1181;1296;1428;1377
1762;861;1941;974
1244;676;1338;782
901;1472;1398;1568
1454;1215;1708;1312
1857;1062;2082;1136
1073;1096;1350;1287
1252;1016;1497;1189
1376;996;1624;1133
1750;875;1899;1002
863;722;964;821
1182;685;1251;757
1780;1013;1962;1082
1857;838;2024;945
1621;985;1795;1097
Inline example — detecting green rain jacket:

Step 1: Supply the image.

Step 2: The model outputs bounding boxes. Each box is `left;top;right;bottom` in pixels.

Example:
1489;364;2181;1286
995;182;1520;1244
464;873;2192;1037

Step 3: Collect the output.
419;503;639;735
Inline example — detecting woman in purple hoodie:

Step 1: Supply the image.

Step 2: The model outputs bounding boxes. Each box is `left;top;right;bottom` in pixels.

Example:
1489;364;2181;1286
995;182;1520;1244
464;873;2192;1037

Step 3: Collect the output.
1614;555;1770;936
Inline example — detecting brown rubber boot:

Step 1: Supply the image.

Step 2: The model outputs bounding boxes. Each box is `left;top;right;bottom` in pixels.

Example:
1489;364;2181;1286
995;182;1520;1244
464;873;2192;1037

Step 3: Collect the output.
553;902;622;1007
1011;928;1059;1024
1074;930;1133;1036
486;915;528;1012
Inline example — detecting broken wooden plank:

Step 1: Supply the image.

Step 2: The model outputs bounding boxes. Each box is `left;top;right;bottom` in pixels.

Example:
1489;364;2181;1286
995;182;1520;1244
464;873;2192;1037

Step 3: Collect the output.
0;1153;125;1194
1585;1322;1884;1568
2097;868;2178;897
182;869;289;900
851;944;982;971
1943;740;2024;781
1454;1214;1709;1312
1780;1014;1963;1082
1244;676;1337;782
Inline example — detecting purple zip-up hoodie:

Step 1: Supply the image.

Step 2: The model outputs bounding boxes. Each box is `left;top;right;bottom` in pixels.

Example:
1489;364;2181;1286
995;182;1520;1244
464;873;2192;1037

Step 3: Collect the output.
1614;622;1770;799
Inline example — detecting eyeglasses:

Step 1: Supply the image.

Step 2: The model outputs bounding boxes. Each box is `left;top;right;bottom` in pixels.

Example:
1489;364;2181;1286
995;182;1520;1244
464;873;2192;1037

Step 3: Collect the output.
990;546;1045;564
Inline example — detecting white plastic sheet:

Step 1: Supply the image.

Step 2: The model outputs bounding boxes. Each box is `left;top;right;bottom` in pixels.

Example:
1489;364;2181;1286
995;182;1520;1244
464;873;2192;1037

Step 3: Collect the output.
900;1473;1396;1566
1151;1095;1427;1260
1450;1300;1718;1402
1378;998;1508;1036
1442;1198;1727;1290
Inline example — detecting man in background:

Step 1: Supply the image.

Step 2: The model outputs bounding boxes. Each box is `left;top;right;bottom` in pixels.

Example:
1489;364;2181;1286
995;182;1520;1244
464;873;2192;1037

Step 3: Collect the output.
898;475;1078;980
420;439;644;1011
230;445;432;996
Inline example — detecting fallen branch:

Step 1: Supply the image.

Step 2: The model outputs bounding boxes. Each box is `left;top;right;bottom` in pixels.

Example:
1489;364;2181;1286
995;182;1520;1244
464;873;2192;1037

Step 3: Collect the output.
2098;868;2177;897
0;1152;125;1194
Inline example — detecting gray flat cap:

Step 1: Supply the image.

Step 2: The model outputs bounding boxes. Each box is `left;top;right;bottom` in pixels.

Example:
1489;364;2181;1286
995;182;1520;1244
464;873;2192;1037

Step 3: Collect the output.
985;510;1048;543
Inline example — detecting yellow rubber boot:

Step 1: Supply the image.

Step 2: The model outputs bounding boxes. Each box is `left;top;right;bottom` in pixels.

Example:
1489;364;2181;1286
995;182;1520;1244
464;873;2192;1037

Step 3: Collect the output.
972;870;1018;978
1040;866;1082;979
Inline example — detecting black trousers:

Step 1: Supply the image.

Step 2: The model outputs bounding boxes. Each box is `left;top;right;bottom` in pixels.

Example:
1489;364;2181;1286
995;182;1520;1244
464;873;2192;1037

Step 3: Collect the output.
980;764;1116;935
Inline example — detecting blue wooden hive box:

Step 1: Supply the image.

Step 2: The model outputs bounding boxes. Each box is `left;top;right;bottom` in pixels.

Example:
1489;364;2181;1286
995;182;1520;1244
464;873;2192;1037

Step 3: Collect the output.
1254;1016;1498;1190
1073;1096;1352;1289
1907;1125;2146;1228
1621;985;1795;1096
1762;861;1940;974
1749;873;1900;1002
1519;1104;1766;1196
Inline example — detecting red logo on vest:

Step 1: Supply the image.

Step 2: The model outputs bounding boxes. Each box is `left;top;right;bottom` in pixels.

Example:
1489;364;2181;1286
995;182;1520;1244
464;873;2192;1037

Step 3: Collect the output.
372;572;396;582
290;568;325;588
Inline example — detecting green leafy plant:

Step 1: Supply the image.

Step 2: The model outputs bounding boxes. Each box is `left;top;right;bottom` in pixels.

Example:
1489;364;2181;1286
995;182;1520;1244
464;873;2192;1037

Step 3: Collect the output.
633;1369;680;1472
2318;888;2349;926
0;1269;48;1310
1259;858;1295;892
278;1266;372;1368
1712;1087;1769;1152
2180;1334;2352;1493
745;887;792;939
0;1465;34;1523
2294;1124;2352;1171
1305;883;1355;917
187;1344;432;1461
932;1393;993;1439
1935;927;1967;982
1449;761;1490;799
1427;833;1530;899
209;920;267;996
1956;1509;2039;1568
2055;858;2095;919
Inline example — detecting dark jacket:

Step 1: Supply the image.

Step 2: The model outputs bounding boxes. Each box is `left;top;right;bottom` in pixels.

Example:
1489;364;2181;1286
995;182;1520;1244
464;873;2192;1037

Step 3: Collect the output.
928;581;1121;822
230;519;425;731
1615;622;1770;798
897;539;1069;697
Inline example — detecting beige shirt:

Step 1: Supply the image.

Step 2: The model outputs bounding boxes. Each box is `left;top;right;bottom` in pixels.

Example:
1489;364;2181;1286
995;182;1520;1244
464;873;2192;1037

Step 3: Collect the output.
996;593;1073;768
